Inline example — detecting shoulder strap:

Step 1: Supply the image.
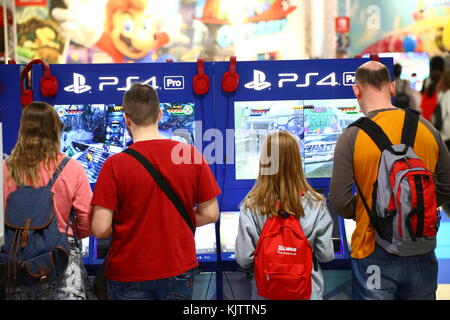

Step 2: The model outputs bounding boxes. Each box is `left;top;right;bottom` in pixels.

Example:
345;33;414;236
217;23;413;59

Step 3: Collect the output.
401;109;419;148
349;117;394;152
122;148;195;235
47;157;71;189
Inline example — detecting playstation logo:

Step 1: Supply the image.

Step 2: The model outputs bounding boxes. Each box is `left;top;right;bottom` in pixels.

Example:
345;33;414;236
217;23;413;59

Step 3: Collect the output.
64;73;92;94
244;70;271;91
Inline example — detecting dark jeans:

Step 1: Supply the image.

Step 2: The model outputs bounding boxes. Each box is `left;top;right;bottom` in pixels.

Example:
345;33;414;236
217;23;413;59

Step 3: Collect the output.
106;269;194;300
351;245;438;300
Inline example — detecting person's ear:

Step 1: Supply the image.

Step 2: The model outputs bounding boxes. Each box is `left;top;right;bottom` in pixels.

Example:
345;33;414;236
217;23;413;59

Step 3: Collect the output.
157;109;162;122
124;113;132;128
353;85;361;100
389;81;396;97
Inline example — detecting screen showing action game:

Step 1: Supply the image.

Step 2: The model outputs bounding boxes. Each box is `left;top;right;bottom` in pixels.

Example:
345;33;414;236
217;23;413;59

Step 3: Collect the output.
57;103;195;183
195;223;217;262
220;211;240;261
234;99;362;180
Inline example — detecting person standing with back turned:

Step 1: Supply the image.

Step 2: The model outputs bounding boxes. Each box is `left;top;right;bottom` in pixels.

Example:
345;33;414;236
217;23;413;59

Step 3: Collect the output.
91;83;221;300
329;61;450;300
3;102;93;300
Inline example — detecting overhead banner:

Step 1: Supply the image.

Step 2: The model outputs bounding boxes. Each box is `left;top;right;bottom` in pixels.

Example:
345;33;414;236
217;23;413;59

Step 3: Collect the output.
15;0;304;64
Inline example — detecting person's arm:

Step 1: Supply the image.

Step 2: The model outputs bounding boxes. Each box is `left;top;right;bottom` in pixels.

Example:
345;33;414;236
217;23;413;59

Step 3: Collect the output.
92;205;113;239
90;157;118;238
193;147;221;227
194;197;219;227
312;201;335;263
328;127;358;219
235;207;260;270
71;161;93;239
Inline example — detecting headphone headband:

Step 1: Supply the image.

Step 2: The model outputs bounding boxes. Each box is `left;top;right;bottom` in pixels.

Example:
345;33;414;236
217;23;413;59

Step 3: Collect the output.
20;59;50;92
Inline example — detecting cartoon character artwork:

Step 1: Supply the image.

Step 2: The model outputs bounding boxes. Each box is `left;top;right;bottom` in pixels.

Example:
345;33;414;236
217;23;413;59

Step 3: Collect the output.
360;0;450;55
16;5;66;64
51;0;171;63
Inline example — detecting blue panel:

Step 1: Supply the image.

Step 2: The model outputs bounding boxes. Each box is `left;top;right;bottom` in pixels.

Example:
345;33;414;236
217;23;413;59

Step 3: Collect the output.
0;65;22;155
31;62;218;264
213;58;393;268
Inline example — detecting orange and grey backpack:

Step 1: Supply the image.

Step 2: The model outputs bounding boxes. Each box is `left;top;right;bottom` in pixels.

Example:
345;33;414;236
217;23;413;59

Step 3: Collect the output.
349;109;440;256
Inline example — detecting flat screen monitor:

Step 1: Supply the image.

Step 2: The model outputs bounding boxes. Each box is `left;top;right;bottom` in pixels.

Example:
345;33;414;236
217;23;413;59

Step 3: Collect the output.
234;99;362;180
81;237;89;258
195;223;217;262
220;211;240;261
57;102;195;183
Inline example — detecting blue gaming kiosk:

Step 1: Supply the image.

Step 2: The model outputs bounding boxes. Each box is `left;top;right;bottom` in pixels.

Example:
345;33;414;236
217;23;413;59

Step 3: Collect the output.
1;57;397;300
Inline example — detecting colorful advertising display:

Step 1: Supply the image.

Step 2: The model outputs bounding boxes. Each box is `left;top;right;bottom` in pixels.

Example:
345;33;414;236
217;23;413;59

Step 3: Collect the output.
15;0;303;63
347;0;450;57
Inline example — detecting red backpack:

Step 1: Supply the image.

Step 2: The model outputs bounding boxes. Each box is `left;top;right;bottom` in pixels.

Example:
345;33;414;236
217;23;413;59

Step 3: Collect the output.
254;206;313;300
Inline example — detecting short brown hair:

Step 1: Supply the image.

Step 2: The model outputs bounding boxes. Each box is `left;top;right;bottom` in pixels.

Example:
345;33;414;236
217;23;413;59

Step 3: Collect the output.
122;83;160;126
355;64;391;90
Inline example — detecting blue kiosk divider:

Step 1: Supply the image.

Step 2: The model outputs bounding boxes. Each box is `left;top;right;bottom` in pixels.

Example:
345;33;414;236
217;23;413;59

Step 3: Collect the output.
213;58;393;299
2;57;395;300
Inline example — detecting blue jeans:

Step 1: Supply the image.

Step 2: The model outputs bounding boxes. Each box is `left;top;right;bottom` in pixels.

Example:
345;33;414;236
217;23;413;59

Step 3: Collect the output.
106;269;194;300
351;244;438;300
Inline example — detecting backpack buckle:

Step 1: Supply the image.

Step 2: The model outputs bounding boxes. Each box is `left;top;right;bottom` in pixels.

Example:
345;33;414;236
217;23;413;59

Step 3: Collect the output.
39;268;48;284
21;219;32;248
20;230;29;248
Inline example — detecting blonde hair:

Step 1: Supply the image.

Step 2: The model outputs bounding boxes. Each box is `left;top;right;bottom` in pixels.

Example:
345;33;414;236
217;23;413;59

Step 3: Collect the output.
241;131;324;218
6;102;63;186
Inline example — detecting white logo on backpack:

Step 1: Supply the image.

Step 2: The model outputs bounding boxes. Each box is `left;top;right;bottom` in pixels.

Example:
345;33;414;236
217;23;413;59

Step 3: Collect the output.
277;245;298;255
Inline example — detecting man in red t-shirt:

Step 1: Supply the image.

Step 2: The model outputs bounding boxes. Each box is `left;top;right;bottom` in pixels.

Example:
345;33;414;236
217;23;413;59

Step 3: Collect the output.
91;83;221;300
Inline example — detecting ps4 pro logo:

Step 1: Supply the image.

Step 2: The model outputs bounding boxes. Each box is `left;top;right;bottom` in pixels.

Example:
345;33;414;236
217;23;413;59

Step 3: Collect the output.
244;70;355;91
64;73;182;94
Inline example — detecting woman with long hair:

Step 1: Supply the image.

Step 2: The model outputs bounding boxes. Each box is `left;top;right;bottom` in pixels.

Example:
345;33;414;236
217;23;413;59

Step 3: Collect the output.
235;131;334;300
3;102;94;300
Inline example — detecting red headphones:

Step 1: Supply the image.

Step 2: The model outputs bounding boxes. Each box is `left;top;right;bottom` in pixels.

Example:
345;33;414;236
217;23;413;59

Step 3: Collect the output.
193;58;210;95
354;53;381;62
369;53;381;62
222;56;239;93
20;59;58;108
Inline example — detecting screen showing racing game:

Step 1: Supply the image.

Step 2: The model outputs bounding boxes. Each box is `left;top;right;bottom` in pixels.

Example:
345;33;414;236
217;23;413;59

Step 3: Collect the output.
234;99;362;180
195;223;217;262
57;103;195;183
220;211;240;261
